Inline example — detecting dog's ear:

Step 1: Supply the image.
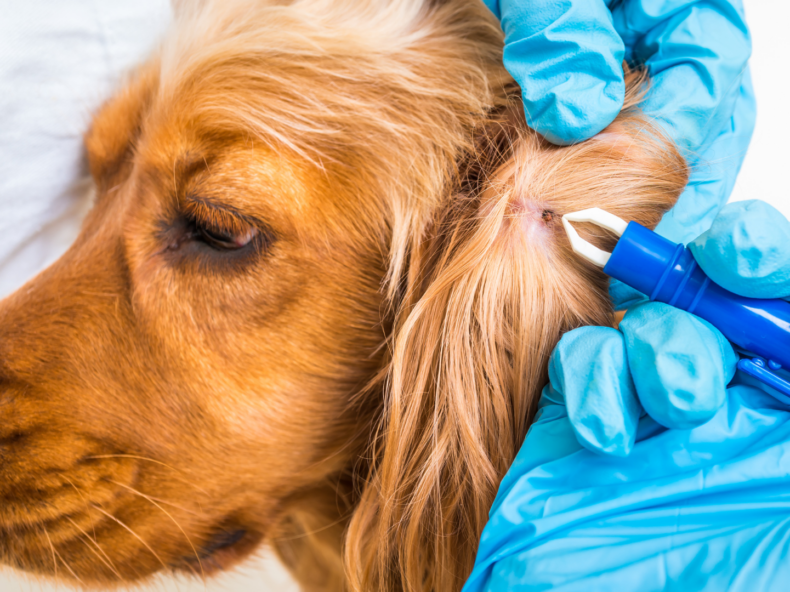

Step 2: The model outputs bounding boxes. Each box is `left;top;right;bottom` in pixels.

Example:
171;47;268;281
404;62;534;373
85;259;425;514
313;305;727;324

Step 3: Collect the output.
345;73;688;592
84;60;159;191
346;166;614;592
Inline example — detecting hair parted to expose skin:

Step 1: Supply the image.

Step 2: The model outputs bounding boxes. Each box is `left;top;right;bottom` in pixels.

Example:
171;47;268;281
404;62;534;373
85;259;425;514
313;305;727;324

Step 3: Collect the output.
0;1;686;591
346;70;687;592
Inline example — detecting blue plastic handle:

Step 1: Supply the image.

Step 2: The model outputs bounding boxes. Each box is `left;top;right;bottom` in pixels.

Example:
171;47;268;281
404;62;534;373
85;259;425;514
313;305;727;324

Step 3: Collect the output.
604;222;790;398
737;358;790;403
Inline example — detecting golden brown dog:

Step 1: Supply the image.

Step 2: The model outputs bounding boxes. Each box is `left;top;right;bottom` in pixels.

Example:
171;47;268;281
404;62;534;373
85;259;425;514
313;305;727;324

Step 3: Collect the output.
0;0;688;591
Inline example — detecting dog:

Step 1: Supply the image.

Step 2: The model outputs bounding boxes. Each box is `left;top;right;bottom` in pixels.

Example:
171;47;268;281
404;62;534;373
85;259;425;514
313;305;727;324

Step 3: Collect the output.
0;0;688;590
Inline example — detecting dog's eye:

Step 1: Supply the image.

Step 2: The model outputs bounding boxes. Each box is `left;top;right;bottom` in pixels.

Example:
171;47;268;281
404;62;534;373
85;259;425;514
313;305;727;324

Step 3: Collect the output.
196;222;258;250
181;198;262;253
161;199;272;267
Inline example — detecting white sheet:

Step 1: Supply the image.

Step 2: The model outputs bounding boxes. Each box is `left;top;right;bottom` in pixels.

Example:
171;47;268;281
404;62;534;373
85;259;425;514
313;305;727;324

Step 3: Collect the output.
0;0;172;297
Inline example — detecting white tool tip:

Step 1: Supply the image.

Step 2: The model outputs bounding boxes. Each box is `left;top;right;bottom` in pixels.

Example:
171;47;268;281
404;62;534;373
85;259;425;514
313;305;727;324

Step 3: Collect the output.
561;208;628;268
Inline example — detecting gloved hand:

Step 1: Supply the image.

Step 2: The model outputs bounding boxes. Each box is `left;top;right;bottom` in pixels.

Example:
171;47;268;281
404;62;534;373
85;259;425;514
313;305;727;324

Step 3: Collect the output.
553;200;790;457
483;0;756;244
483;0;758;448
463;200;790;591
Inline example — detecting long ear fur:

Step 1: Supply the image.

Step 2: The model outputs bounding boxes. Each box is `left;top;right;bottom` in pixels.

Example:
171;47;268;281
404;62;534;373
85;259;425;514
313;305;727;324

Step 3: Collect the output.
345;71;689;592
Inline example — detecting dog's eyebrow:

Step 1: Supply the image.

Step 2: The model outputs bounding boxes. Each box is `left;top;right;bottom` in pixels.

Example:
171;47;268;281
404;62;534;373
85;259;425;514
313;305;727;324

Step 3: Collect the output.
177;153;214;182
173;154;248;215
153;153;214;204
171;154;269;228
182;195;253;222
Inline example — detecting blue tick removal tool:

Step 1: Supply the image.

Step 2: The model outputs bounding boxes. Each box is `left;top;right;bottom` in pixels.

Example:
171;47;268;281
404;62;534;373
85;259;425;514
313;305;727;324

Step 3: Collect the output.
562;208;790;400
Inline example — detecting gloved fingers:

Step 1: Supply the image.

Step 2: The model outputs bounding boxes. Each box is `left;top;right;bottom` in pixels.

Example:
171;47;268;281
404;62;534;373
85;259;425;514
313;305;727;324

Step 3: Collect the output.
609;278;648;312
487;0;625;145
610;0;751;155
620;302;737;429
688;200;790;300
654;70;756;245
548;326;641;457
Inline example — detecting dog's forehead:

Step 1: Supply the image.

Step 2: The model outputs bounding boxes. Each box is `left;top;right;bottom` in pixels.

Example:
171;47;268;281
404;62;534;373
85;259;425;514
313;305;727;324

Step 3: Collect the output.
136;123;302;214
128;89;370;247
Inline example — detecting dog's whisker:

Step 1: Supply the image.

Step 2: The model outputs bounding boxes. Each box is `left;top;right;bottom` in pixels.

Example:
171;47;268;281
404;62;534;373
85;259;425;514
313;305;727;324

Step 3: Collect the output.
65;516;122;580
109;480;206;580
142;494;202;517
270;513;352;543
110;481;201;516
90;505;169;572
41;526;58;579
51;543;82;584
85;455;209;495
61;476;99;540
295;438;358;477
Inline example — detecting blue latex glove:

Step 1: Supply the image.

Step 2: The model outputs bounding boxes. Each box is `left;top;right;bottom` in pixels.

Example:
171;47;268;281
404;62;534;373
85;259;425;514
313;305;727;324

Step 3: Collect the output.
483;0;756;245
484;0;758;449
463;200;790;591
555;200;790;458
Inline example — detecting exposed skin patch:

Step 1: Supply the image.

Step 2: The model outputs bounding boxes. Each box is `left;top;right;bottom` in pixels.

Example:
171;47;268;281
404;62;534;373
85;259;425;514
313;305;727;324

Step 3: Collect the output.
506;198;555;245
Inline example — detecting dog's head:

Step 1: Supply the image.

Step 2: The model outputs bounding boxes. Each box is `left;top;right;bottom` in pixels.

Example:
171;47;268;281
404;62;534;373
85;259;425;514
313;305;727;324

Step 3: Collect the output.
0;0;687;590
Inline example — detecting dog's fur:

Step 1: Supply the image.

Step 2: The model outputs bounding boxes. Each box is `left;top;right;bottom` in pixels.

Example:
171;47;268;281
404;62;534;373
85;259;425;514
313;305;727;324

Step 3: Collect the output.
0;1;688;591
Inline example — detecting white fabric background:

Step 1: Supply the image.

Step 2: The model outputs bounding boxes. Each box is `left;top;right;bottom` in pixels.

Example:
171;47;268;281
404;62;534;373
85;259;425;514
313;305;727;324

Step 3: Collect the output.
0;0;171;297
0;0;786;590
729;0;790;212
